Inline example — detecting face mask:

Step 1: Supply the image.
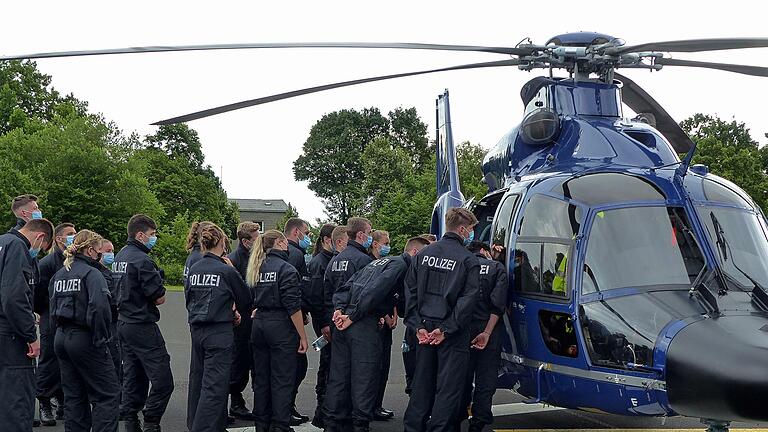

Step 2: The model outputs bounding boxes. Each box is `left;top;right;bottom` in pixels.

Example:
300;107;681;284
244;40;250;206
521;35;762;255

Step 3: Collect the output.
102;252;115;266
362;235;373;249
145;235;158;250
29;247;41;258
31;210;42;220
299;234;312;250
380;244;391;257
65;235;75;247
463;229;475;246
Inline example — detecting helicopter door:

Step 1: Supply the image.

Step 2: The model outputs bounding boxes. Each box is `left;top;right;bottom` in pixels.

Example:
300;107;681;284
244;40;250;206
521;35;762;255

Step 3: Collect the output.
503;194;585;402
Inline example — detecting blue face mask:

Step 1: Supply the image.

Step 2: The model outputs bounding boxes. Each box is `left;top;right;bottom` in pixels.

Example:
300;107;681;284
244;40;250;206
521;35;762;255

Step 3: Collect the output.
29;247;41;258
102;252;115;266
362;235;373;249
31;210;42;220
463;229;475;246
299;234;312;250
145;235;158;250
380;244;391;257
65;235;75;247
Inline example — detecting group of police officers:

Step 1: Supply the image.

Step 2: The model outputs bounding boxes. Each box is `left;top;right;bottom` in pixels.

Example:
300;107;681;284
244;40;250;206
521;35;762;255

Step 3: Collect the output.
0;194;509;432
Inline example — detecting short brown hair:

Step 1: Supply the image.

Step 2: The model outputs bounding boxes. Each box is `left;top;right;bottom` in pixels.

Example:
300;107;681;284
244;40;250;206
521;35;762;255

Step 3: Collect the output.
372;230;389;243
331;226;348;245
54;222;75;237
237;221;261;241
346;217;371;239
284;218;308;235
445;208;478;231
24;218;54;245
419;233;437;243
405;236;430;251
11;194;38;213
127;214;157;238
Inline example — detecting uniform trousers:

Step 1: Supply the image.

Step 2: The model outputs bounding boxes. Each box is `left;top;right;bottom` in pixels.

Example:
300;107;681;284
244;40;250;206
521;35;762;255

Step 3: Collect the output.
460;321;501;429
36;312;63;403
187;323;233;432
54;326;119;432
0;334;35;432
230;317;252;404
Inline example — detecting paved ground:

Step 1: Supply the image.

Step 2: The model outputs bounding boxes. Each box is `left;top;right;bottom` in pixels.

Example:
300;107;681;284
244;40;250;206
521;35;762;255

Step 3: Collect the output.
39;292;767;431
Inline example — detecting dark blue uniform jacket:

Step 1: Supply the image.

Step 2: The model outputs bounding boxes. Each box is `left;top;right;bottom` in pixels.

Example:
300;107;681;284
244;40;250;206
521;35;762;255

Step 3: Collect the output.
185;253;252;325
0;230;38;343
306;249;333;313
49;255;113;346
252;249;302;316
404;233;480;336
343;253;410;323
183;245;203;284
287;240;310;311
228;243;250;281
35;247;64;315
323;240;372;326
473;253;508;322
113;239;166;324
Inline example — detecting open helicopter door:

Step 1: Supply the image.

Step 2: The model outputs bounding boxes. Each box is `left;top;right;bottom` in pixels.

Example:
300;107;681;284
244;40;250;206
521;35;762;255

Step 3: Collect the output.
430;90;465;237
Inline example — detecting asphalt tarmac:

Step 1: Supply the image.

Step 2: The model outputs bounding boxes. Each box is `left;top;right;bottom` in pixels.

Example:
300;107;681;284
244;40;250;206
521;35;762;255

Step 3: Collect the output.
37;292;767;432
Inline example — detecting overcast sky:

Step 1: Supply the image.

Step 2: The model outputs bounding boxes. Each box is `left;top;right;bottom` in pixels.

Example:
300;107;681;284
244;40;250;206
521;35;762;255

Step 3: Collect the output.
3;1;767;222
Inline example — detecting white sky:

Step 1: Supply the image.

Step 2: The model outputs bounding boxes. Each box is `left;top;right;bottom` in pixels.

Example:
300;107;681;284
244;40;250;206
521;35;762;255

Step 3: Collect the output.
2;1;767;222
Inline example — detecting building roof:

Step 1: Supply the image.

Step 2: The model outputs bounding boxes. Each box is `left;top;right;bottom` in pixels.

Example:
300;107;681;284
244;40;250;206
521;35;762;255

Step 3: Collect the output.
229;198;289;213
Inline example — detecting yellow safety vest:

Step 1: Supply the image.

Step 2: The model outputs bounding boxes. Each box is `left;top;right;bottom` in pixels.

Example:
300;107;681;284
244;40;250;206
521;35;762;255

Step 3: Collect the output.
552;255;567;295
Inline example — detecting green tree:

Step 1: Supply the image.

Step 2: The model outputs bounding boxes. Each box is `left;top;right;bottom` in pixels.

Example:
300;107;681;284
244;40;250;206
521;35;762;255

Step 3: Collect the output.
682;113;768;210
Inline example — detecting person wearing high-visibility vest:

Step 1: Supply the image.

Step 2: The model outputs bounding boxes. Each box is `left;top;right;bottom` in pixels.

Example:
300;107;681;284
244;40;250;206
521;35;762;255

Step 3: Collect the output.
552;253;567;295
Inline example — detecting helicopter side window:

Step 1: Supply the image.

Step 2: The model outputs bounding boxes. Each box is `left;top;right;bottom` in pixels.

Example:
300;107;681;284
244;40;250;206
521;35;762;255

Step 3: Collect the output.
539;310;578;358
519;195;582;238
702;179;752;208
488;194;519;265
553;173;665;206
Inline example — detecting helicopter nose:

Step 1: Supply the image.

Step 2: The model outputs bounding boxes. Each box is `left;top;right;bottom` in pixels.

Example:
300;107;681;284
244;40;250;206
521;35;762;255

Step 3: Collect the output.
665;314;768;422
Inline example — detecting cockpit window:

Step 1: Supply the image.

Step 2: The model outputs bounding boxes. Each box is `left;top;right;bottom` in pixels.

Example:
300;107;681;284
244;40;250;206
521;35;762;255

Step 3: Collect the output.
702;179;751;208
583;207;705;294
698;206;768;289
519;195;582;238
553;173;665;205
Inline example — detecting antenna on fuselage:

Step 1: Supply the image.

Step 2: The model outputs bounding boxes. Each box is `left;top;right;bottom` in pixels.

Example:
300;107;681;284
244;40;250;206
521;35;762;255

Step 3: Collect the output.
675;139;698;178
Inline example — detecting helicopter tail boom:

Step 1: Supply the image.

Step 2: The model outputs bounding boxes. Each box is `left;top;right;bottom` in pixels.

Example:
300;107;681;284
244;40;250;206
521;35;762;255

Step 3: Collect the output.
431;90;465;237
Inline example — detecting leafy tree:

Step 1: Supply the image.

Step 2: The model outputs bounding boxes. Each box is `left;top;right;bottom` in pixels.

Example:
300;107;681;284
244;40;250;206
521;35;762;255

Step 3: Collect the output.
682;113;768;210
293;107;429;223
145;123;205;169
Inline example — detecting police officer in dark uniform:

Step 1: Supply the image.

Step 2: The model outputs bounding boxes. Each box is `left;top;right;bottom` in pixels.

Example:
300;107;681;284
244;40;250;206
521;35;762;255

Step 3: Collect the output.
403;208;480;432
35;222;76;425
283;217;312;424
459;242;508;432
113;214;174;432
331;236;429;432
98;238;122;393
0;218;52;432
247;229;309;432
368;230;396;421
10;194;43;231
305;223;337;428
322;217;374;432
50;230;119;432
186;223;252;432
227;221;261;420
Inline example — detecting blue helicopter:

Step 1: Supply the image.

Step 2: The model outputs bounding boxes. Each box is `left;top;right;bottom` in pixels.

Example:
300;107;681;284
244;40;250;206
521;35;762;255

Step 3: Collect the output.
7;32;768;431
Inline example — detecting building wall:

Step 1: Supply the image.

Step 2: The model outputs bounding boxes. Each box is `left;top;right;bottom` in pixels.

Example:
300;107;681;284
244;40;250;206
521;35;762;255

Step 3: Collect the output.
238;210;285;232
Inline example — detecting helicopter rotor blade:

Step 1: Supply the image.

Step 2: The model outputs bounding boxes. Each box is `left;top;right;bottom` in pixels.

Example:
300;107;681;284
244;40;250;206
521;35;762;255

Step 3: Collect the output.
613;72;694;153
152;58;520;125
609;38;768;54
0;42;533;61
655;57;768;78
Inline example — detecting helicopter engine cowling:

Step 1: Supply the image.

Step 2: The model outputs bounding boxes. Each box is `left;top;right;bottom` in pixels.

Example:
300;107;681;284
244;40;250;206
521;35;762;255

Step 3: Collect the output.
520;108;561;146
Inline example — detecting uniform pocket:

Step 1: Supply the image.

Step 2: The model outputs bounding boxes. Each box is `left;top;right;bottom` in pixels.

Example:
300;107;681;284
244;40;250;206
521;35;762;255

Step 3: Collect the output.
421;270;449;319
53;295;76;321
188;287;212;320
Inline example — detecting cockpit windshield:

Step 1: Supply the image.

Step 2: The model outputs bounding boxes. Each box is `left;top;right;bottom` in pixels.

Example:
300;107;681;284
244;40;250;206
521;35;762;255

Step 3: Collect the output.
583;207;705;294
698;206;768;289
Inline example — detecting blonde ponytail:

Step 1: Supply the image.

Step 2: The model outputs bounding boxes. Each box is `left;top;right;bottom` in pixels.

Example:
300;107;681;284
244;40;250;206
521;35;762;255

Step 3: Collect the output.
246;229;286;287
63;230;103;270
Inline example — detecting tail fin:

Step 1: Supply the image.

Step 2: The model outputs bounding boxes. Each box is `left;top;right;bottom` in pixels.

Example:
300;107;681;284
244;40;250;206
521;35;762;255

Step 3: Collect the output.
430;90;465;237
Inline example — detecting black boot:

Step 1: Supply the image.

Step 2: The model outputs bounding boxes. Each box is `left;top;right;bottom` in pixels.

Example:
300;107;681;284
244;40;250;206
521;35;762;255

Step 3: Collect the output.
468;422;485;432
373;407;394;421
269;424;294;432
230;393;256;420
254;422;270;432
119;414;142;432
311;405;325;429
39;399;56;427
